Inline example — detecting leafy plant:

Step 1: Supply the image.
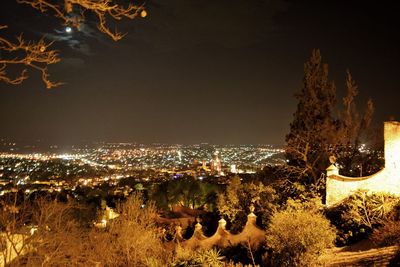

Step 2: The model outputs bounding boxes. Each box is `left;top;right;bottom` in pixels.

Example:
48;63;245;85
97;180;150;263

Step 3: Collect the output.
370;219;400;247
266;209;336;267
172;247;224;267
217;176;277;232
87;193;169;266
326;190;400;245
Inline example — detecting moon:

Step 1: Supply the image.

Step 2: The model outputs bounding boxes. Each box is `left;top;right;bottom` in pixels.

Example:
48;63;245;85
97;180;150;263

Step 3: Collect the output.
65;26;72;33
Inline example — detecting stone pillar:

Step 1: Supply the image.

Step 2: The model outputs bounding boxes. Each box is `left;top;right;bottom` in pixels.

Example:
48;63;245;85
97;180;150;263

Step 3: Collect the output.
326;164;339;176
195;222;202;231
218;218;227;230
247;204;257;224
192;220;205;240
384;121;400;172
174;225;183;242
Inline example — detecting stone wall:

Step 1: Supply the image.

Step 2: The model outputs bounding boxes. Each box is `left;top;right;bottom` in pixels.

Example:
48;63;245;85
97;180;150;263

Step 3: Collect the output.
326;121;400;206
172;211;265;250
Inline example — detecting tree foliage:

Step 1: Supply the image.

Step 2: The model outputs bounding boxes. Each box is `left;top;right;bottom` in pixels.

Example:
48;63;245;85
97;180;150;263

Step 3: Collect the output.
285;49;337;186
0;192;169;266
151;177;219;211
172;247;225;267
266;209;336;267
217;176;277;232
370;219;400;247
0;193;32;266
326;190;400;246
335;71;382;176
23;199;89;266
285;49;380;192
0;194;90;266
87;193;168;266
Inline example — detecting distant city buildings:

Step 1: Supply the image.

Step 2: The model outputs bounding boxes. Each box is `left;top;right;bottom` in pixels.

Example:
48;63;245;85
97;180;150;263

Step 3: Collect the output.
230;164;237;174
0;143;285;193
210;151;223;175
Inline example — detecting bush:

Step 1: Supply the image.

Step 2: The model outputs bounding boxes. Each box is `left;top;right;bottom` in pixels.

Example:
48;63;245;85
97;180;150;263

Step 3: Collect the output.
265;209;336;267
221;243;267;266
88;193;169;266
0;196;90;266
326;190;400;246
370;219;400;247
217;176;277;233
172;247;224;267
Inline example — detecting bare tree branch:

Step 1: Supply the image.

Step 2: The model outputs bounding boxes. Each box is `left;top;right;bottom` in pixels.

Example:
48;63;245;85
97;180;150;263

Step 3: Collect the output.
17;0;147;41
0;25;62;88
1;1;146;88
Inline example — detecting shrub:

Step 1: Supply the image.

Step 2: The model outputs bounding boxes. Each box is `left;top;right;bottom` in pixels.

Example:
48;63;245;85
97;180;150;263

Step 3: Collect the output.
0;196;90;266
284;196;323;213
217;176;277;232
88;193;169;266
172;247;224;267
221;243;267;266
265;209;336;267
326;190;400;246
370;219;400;247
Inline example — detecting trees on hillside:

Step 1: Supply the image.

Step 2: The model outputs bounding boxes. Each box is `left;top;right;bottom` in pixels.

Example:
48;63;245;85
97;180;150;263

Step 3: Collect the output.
0;192;168;266
87;193;168;266
217;176;277;232
335;71;381;176
1;0;146;88
285;49;337;187
285;49;380;192
0;194;89;266
151;177;219;210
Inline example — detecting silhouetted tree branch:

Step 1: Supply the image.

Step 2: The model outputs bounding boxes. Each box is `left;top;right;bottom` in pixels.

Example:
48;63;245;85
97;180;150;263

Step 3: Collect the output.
0;25;61;88
17;0;147;41
286;49;380;188
1;0;146;88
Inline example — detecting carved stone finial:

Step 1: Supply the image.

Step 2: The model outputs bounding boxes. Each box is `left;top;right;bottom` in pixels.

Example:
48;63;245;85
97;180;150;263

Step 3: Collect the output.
248;205;257;223
219;218;227;229
195;222;202;230
174;225;183;242
249;203;255;213
326;163;339;176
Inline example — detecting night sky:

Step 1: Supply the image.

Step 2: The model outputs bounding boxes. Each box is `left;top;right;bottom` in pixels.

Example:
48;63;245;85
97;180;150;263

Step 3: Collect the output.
0;0;399;146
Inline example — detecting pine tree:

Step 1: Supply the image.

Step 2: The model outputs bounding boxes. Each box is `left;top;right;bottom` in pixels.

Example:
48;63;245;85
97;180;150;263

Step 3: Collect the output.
336;71;380;177
340;70;360;146
285;50;381;187
285;49;337;187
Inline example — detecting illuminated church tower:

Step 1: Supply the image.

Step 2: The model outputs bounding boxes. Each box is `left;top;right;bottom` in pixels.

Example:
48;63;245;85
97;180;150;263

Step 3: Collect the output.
211;151;222;175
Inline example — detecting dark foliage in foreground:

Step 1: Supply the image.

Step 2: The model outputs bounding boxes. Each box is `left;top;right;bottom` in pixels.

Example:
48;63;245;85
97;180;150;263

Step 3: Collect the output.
326;190;400;246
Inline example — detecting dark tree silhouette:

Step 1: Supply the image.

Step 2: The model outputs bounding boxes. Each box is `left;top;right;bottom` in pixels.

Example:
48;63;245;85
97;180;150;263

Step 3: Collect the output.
285;49;381;193
285;49;337;188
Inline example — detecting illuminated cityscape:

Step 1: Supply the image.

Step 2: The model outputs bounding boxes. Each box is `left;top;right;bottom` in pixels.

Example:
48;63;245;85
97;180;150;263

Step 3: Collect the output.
1;0;399;265
0;142;284;192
